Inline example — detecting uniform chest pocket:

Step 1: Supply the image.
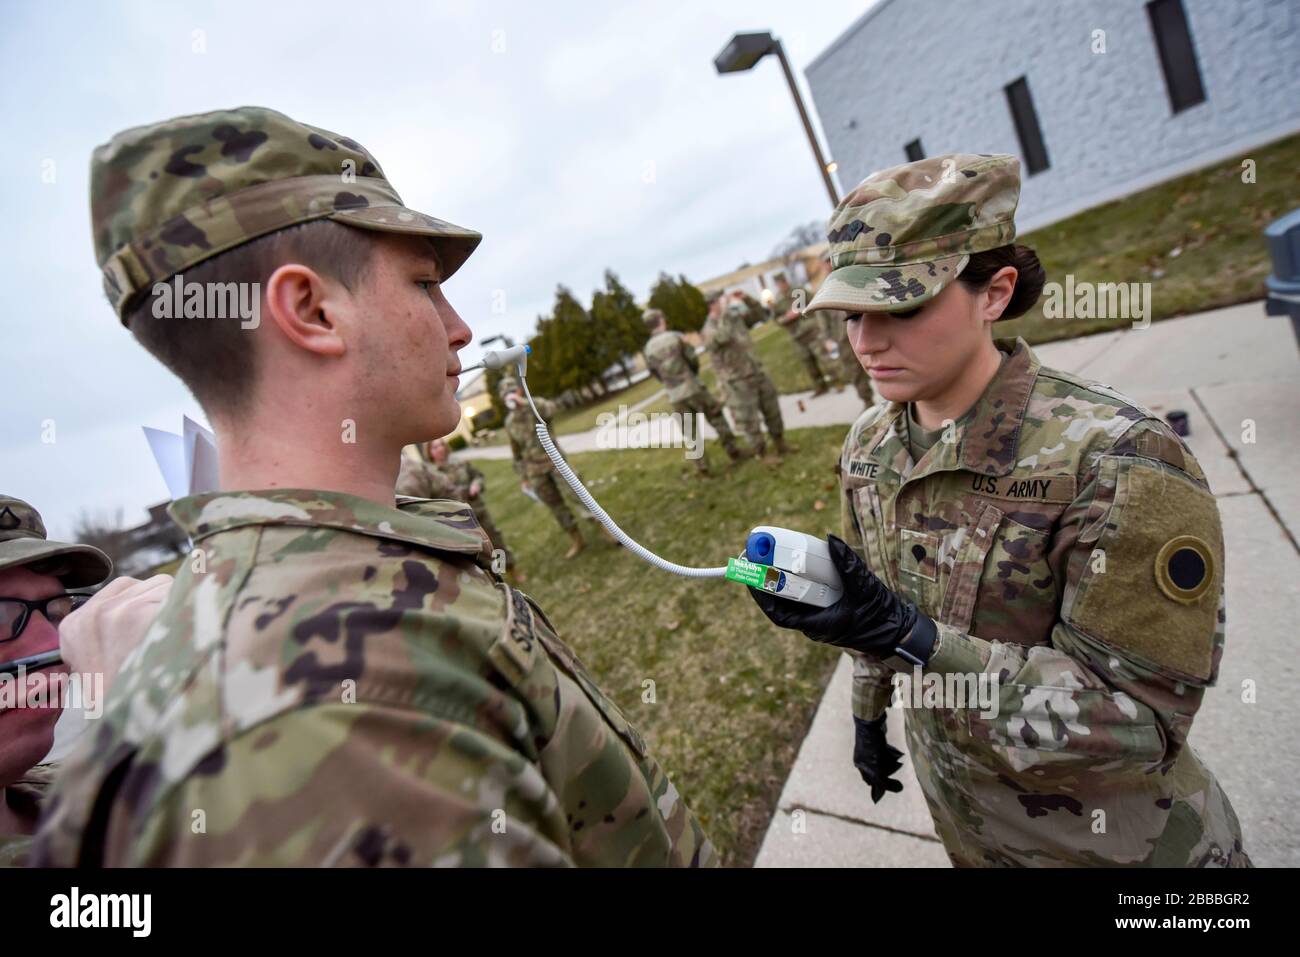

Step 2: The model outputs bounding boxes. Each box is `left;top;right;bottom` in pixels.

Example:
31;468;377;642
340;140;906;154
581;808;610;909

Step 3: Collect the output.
940;502;1058;643
898;528;939;582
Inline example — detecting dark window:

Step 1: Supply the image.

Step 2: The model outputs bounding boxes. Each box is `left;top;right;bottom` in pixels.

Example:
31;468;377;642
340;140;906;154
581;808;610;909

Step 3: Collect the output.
904;139;925;162
1004;76;1050;175
1147;0;1206;113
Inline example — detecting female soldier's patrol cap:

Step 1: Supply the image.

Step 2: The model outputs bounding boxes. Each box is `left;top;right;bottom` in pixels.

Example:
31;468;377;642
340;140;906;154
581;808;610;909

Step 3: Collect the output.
0;496;112;588
91;106;483;323
805;153;1020;315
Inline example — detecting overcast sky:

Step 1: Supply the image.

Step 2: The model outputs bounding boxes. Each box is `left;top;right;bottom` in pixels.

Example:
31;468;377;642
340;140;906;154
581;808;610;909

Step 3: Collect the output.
1;0;873;538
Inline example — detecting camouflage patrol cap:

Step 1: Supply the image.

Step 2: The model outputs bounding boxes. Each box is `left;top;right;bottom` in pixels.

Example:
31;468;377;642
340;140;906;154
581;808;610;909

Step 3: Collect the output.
705;290;724;306
643;307;666;329
92;106;483;323
806;153;1020;315
0;497;112;588
497;376;521;398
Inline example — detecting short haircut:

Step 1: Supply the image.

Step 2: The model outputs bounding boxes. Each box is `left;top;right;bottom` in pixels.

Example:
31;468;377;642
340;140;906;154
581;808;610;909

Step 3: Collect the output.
123;220;375;419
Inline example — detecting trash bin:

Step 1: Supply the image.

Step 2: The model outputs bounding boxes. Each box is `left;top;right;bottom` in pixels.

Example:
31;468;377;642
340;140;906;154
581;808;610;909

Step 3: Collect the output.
1264;207;1300;351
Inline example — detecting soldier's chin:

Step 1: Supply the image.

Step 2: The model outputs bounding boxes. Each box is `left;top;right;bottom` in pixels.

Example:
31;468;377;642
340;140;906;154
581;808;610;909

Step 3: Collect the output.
419;402;461;444
871;378;918;403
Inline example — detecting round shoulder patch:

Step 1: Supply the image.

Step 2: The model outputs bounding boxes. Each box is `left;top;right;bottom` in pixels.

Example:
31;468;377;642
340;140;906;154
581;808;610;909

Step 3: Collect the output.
1155;535;1215;604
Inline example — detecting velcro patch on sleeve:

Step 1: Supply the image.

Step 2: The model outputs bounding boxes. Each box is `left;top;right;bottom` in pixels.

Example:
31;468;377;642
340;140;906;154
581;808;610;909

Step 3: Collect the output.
1067;458;1222;683
487;585;539;683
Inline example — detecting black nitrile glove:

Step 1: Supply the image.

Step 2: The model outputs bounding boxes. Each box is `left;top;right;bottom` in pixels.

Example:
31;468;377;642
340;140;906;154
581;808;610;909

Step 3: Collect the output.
853;714;904;803
747;534;938;663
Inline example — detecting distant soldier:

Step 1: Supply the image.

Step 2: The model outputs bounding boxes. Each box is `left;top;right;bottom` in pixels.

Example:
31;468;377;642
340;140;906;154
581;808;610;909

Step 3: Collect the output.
700;291;791;463
817;308;874;406
396;438;516;577
501;376;590;559
730;290;767;328
642;308;748;474
773;275;838;395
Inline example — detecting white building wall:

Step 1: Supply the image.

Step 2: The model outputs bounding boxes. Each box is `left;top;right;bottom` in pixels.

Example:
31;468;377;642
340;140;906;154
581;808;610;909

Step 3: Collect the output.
807;0;1300;230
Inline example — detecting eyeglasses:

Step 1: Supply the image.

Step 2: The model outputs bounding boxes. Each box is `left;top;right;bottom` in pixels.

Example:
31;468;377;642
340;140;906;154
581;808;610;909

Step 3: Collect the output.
0;594;90;643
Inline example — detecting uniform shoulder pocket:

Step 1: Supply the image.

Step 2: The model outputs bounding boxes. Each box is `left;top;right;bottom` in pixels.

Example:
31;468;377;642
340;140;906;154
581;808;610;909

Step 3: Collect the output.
1067;457;1223;685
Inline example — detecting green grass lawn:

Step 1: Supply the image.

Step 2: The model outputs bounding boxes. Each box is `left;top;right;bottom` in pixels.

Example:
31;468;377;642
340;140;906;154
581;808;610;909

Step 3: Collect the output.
549;373;665;434
1000;132;1298;343
475;427;847;866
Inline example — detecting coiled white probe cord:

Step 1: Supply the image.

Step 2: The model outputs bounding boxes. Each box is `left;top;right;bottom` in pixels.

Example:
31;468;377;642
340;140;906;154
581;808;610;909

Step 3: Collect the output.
520;379;728;578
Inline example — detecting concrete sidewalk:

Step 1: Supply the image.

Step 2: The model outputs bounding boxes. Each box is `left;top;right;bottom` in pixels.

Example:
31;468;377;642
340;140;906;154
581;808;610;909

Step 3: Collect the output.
754;301;1300;868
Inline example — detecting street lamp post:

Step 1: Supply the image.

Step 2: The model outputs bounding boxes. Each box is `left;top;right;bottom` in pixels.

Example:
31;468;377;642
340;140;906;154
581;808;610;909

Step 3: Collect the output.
714;31;839;208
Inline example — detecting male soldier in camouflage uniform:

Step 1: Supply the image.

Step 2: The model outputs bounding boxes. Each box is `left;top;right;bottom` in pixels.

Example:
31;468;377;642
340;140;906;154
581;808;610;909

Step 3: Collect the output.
700;291;791;464
730;290;767;328
642;308;747;474
396;439;515;575
750;153;1248;867
32;107;714;867
773;275;838;395
0;496;111;866
500;376;594;560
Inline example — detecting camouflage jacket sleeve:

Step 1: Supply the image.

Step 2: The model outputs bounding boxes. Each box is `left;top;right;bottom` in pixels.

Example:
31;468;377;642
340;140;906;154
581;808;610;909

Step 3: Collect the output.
840;424;896;722
465;460;485;494
919;419;1225;773
534;397;558;422
507;422;526;479
121;702;582;867
702;316;733;349
680;336;700;376
0;764;56;867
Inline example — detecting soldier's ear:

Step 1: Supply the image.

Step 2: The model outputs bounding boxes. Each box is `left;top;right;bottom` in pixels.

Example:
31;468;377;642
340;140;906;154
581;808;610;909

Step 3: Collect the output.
980;266;1019;324
264;263;348;358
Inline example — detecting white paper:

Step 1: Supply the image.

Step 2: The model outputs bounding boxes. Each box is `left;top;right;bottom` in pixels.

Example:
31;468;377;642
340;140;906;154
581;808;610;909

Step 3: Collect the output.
184;415;220;494
144;417;219;499
142;426;187;500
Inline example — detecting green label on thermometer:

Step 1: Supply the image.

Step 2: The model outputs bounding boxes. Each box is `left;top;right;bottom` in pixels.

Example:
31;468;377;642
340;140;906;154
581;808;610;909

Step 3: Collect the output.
725;557;771;588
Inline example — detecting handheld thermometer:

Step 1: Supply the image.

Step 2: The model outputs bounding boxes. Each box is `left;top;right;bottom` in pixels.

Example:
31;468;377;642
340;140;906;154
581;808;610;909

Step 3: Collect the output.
726;527;844;608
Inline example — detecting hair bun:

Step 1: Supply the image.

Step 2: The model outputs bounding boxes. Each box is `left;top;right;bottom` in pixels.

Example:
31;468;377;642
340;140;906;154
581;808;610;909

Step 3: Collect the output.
1000;244;1046;319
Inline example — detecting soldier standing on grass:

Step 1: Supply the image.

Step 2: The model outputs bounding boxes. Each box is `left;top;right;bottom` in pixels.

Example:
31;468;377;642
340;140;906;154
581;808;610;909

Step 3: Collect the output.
701;290;792;464
32;106;713;868
810;256;875;408
748;153;1249;867
642;308;749;476
773;275;839;395
396;438;516;578
500;376;595;560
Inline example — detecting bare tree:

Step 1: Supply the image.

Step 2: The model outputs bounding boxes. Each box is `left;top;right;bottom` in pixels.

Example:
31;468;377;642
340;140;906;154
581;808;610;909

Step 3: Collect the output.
771;219;826;261
72;507;129;564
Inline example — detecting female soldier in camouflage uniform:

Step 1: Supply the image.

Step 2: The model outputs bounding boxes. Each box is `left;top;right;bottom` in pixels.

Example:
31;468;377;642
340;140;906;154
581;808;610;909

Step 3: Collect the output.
750;153;1250;867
